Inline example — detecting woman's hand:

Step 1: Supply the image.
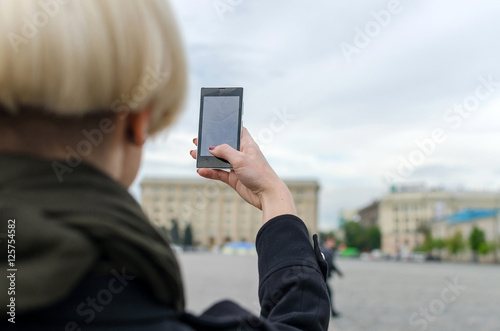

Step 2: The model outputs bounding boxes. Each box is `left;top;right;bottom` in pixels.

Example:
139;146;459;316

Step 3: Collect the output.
190;127;296;224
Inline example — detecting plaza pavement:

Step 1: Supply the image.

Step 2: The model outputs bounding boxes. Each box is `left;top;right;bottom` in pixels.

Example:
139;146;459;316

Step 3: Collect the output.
177;253;500;331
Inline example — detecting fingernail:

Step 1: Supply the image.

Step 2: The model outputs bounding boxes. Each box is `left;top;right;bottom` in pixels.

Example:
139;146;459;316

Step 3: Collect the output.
209;145;218;150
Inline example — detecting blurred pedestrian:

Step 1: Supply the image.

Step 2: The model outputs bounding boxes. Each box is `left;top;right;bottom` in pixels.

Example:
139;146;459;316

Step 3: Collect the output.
321;236;344;317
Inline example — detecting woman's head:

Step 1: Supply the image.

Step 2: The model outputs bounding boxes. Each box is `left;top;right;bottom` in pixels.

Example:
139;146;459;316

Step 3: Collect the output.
0;0;186;186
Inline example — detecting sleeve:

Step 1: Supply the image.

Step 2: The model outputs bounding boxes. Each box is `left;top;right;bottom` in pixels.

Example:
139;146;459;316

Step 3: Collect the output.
255;215;330;331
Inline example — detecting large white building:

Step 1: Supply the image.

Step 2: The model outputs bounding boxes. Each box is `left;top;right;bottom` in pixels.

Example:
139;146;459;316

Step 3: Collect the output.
378;190;500;255
141;178;319;247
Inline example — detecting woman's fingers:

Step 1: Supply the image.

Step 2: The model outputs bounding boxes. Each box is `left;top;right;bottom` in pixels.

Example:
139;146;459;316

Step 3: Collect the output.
208;144;243;167
190;149;197;159
197;168;230;186
193;138;198;146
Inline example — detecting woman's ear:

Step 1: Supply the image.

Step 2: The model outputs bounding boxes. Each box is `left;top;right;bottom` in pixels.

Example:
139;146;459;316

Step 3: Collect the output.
126;107;153;146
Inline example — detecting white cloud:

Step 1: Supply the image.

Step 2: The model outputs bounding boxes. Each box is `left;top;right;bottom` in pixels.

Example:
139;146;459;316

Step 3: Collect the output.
133;0;500;229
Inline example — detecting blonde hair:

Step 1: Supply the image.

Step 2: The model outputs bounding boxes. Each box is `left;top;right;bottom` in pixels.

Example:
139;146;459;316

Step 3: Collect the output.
0;0;186;134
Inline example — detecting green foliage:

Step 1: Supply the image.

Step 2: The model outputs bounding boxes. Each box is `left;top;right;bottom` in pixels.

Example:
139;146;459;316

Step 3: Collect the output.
184;223;193;247
478;242;493;255
365;226;381;251
343;221;363;248
342;221;381;251
170;219;180;245
432;238;446;250
469;227;486;253
418;232;434;253
446;231;466;255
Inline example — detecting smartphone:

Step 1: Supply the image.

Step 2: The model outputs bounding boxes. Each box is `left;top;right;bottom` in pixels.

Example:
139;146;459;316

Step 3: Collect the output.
197;87;243;169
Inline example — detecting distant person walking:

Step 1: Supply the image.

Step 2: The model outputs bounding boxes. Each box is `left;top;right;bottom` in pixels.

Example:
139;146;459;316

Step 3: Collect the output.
321;236;343;318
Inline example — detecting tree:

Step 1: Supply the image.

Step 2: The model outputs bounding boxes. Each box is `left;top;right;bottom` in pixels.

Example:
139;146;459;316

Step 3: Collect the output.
478;242;493;255
469;227;487;262
469;227;486;253
184;223;193;247
365;226;381;251
170;219;180;245
343;221;364;249
446;231;466;256
416;223;431;251
416;233;434;253
342;221;381;251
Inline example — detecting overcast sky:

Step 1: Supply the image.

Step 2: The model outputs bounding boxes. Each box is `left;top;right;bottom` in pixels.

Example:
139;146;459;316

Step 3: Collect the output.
131;0;500;230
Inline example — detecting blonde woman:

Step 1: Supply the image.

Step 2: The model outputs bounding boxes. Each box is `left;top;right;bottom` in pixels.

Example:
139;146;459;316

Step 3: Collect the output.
0;1;329;330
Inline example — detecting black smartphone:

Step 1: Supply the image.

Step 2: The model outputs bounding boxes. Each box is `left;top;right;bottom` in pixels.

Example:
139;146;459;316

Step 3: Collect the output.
197;87;243;169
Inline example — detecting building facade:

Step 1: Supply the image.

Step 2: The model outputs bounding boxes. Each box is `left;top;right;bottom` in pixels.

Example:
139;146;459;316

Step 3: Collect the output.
432;209;500;262
378;190;500;255
141;178;319;247
358;200;379;228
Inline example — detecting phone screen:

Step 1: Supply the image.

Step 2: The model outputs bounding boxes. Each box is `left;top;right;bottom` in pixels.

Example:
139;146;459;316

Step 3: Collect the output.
197;87;243;169
199;96;240;156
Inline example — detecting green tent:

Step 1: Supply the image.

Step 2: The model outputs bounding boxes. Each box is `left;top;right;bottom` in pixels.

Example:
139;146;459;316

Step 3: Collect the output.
340;247;360;257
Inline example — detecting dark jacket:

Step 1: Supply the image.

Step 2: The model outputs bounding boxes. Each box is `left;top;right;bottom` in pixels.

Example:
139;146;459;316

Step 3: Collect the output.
0;154;330;330
7;216;330;331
